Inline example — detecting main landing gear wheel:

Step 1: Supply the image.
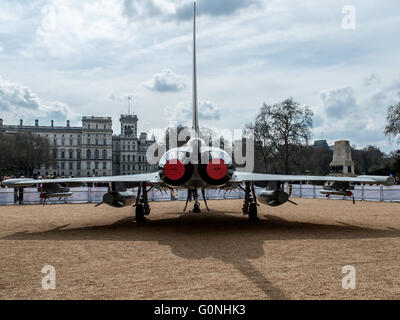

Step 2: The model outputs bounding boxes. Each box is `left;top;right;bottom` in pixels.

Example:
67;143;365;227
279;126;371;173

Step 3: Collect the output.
248;202;259;222
135;203;146;222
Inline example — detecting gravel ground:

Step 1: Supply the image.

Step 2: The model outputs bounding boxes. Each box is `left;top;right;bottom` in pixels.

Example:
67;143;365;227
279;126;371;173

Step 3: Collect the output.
0;198;400;300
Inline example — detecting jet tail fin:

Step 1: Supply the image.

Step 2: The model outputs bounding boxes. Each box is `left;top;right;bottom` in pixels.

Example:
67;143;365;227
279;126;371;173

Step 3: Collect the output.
192;2;199;137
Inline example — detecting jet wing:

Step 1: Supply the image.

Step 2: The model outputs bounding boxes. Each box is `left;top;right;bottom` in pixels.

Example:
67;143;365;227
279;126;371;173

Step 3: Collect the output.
2;172;161;188
232;172;395;186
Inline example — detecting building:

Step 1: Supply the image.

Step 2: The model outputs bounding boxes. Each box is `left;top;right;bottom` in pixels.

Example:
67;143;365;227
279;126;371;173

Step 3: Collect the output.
313;139;330;149
0;117;113;177
81;116;113;177
0;114;157;177
112;114;158;175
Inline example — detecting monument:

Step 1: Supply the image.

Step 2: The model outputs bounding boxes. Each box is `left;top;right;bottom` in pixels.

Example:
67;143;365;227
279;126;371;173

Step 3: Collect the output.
329;140;355;176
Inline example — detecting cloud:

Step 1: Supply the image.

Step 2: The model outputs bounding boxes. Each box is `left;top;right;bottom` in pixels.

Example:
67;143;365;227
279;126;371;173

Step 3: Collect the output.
122;0;263;21
320;87;359;120
175;0;263;21
122;0;165;20
315;85;399;151
198;101;221;120
35;0;130;57
0;75;77;124
165;100;220;124
364;73;380;87
144;69;186;92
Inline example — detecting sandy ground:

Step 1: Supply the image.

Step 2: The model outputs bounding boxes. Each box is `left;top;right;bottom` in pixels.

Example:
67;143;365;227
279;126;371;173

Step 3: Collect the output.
0;198;400;300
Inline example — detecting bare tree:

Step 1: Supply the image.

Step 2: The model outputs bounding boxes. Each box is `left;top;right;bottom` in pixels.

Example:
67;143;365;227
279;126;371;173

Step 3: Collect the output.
245;117;274;173
385;94;400;143
0;132;55;177
248;98;313;174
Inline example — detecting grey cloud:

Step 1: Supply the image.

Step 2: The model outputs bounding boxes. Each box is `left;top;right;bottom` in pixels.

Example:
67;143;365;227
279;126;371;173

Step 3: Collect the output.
144;69;186;92
386;79;400;93
316;86;393;150
175;0;263;21
364;73;380;87
198;100;221;120
369;91;388;108
122;0;262;22
122;0;162;20
312;114;324;128
0;76;41;111
0;75;77;124
165;100;220;123
320;87;358;120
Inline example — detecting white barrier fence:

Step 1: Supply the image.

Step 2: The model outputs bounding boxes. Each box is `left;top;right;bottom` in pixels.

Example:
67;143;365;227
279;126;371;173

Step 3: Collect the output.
290;184;400;202
0;184;399;205
0;187;246;206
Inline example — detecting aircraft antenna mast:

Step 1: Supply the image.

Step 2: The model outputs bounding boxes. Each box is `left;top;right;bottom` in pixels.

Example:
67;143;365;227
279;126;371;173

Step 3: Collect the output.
192;2;199;137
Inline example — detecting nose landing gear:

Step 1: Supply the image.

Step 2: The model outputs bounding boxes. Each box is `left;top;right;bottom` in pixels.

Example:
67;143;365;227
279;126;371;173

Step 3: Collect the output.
183;188;210;213
241;182;259;222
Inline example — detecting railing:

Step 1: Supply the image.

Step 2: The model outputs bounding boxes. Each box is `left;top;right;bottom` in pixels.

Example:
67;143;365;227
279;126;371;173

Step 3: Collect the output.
290;184;400;202
0;185;399;206
0;187;246;206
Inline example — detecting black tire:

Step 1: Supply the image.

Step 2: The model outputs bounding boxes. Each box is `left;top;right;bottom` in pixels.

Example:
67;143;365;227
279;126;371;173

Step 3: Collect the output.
135;204;145;222
248;203;259;222
193;203;201;213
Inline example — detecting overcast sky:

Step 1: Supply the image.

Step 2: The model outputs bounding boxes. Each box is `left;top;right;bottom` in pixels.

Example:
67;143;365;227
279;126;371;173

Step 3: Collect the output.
1;0;399;152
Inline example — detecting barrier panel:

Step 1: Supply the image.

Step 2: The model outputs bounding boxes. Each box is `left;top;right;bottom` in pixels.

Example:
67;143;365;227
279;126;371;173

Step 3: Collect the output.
0;188;14;205
290;184;400;202
1;184;399;205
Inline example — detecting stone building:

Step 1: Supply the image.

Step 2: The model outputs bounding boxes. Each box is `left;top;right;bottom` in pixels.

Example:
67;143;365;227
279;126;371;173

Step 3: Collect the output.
0;114;158;177
112;114;157;175
81;116;113;177
0;117;113;177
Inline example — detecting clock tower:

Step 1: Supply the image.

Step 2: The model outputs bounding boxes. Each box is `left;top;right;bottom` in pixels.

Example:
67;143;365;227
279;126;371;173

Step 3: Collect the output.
120;114;138;138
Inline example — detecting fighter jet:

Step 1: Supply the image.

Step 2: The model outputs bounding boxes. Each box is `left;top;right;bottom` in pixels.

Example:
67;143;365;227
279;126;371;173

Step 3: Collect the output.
3;3;395;222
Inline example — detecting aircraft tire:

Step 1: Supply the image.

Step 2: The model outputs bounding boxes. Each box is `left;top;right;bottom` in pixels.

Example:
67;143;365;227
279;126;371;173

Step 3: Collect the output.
193;203;201;213
135;204;145;222
248;203;259;222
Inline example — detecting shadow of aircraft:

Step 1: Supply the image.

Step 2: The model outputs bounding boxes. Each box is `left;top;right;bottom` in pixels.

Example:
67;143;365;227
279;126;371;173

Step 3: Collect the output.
3;211;400;299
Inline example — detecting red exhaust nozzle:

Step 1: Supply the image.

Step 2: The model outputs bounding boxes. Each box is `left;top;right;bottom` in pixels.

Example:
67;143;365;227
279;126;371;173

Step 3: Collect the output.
163;159;185;180
206;159;227;180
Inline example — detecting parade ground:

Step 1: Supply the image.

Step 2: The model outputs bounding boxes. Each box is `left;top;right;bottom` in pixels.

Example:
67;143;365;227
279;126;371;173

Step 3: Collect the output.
1;199;400;299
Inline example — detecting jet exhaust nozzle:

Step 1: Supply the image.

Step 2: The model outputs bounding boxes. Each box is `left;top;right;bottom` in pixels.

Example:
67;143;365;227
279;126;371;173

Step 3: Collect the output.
199;157;232;186
160;159;194;186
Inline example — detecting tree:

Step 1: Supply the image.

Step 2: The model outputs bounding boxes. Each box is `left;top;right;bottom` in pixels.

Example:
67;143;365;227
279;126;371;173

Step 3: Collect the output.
384;94;400;143
352;145;385;175
247;98;313;174
0;132;55;177
245;116;274;173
